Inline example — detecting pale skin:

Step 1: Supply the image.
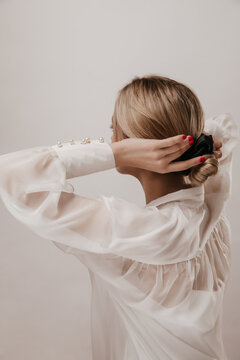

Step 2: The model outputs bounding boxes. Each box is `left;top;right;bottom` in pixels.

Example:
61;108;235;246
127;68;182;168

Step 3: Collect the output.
109;120;223;205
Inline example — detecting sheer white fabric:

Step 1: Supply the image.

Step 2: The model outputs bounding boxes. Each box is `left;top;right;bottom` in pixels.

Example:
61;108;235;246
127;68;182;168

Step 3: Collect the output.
0;113;239;360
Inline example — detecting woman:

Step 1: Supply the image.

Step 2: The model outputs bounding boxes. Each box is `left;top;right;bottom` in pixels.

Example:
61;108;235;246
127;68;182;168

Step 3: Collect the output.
0;75;239;360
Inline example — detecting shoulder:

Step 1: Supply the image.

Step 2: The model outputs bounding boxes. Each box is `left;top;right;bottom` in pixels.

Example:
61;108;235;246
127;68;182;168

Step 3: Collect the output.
100;194;189;232
99;195;204;264
100;194;179;215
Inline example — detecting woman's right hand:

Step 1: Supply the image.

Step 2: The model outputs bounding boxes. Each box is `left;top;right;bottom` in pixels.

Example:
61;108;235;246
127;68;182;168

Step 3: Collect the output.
202;130;222;159
110;133;222;174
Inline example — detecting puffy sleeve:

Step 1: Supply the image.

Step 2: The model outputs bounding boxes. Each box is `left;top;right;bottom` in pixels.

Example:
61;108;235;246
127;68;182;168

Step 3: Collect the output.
0;137;197;265
202;113;240;236
0;139;116;254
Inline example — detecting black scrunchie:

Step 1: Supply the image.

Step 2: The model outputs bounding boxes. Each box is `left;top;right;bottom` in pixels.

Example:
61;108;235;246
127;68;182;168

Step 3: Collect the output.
172;133;214;176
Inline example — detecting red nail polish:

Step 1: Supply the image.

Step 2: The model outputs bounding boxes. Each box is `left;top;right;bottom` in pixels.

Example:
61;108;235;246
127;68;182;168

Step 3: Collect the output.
182;135;187;139
189;140;194;145
200;157;206;163
188;136;193;141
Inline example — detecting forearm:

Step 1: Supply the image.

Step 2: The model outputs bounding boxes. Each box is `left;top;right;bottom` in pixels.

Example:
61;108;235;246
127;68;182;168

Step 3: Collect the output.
0;139;116;210
51;139;116;178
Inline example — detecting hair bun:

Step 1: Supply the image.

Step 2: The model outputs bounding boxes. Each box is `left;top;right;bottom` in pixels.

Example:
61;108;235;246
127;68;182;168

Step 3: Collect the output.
174;133;214;176
188;155;218;186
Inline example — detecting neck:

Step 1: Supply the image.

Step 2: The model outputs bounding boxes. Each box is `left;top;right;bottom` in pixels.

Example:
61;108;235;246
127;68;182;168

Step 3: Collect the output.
134;170;192;205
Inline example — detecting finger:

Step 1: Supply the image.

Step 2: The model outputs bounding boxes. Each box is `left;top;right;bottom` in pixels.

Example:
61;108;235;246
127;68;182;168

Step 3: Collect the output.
163;139;193;161
203;133;222;151
166;156;207;173
213;150;222;159
157;134;192;149
160;136;193;156
212;135;222;150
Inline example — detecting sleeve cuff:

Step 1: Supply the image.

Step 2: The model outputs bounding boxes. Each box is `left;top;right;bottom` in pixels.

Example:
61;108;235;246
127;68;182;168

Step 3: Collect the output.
51;139;116;179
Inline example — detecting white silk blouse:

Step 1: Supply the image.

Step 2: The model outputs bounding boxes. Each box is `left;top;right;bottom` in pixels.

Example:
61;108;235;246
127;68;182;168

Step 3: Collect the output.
0;113;239;360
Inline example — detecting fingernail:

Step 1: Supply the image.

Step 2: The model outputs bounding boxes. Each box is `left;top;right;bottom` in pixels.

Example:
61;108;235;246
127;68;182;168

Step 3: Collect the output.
200;157;206;163
188;136;193;141
189;140;194;145
182;135;187;139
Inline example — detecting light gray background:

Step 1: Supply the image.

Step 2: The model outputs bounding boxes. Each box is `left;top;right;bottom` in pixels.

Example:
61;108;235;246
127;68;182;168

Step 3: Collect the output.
0;0;239;359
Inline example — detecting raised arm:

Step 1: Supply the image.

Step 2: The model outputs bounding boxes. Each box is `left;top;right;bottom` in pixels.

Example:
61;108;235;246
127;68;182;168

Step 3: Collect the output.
0;139;117;254
201;113;240;237
0;136;199;265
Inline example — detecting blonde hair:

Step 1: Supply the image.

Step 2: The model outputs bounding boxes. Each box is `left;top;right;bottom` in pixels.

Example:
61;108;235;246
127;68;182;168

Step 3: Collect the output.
112;74;218;186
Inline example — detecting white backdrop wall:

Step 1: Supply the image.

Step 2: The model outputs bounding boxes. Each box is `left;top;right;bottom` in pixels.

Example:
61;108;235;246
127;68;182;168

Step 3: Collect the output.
0;0;239;359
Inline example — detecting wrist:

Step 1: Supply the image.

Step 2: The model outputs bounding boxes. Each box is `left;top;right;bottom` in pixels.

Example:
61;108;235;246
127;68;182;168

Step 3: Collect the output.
110;141;127;168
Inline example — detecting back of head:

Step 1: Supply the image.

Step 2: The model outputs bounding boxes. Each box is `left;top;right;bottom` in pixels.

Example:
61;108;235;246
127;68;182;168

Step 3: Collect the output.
112;74;218;186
